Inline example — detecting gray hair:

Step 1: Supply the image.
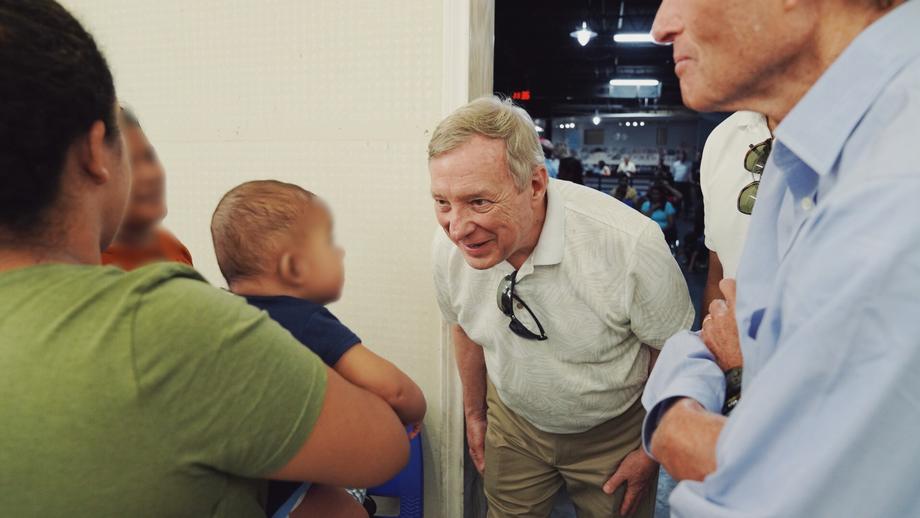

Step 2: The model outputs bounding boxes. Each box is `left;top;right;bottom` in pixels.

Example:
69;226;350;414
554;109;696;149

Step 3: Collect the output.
428;96;544;191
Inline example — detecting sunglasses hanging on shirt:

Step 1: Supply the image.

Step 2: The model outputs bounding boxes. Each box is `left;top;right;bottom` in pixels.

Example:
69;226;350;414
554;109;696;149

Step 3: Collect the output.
496;270;548;341
738;138;773;215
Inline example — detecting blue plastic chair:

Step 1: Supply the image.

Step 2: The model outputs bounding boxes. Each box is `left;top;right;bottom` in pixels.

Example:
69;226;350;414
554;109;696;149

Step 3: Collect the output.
367;428;424;518
270;482;311;518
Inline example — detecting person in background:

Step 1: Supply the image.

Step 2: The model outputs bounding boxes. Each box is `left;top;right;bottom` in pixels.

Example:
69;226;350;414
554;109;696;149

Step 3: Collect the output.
211;180;427;518
640;185;677;245
670;151;690;184
617;155;637;178
670;150;692;216
700;112;773;314
611;175;639;207
429;96;694;518
0;2;410;516
556;154;584;185
598;159;612;177
655;154;668;178
100;107;192;270
540;139;558;179
553;142;569;165
644;0;920;516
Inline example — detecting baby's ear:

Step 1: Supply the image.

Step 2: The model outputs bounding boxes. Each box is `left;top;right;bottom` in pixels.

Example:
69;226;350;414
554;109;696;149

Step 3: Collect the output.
278;251;301;286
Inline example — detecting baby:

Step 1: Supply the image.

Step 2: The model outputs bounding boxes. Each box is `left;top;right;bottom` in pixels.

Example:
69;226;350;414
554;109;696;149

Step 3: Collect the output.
211;180;426;518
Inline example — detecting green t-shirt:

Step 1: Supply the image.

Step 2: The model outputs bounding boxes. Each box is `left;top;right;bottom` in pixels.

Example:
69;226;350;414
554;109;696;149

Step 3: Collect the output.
0;263;328;517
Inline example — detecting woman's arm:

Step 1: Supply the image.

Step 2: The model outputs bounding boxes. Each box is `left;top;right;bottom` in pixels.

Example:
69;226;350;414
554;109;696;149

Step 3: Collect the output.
269;367;410;487
333;344;427;425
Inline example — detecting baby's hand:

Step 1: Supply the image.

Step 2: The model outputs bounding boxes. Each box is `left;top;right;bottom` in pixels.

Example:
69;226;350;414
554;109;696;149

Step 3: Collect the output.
407;422;422;439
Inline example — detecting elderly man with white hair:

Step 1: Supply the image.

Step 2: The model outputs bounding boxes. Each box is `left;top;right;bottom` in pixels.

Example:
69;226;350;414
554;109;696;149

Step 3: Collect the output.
428;96;694;518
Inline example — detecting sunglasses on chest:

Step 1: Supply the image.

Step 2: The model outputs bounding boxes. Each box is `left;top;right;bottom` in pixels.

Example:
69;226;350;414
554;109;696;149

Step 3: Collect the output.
738;138;773;215
496;270;548;341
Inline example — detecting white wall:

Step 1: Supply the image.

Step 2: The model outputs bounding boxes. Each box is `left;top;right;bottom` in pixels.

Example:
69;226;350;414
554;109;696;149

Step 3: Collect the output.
63;1;468;515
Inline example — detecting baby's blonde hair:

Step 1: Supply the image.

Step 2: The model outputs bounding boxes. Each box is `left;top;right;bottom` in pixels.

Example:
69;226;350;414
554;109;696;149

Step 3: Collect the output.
211;180;315;285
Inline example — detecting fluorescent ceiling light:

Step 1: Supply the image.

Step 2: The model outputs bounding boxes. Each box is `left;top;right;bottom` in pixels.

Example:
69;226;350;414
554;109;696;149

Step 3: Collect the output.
614;32;655;44
609;79;660;87
570;22;597;47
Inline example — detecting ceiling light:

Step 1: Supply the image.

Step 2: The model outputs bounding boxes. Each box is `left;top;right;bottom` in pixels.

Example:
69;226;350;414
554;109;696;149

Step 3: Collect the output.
613;32;655;44
640;121;645;126
535;125;544;133
592;112;601;126
570;22;597;47
559;124;565;129
610;79;661;87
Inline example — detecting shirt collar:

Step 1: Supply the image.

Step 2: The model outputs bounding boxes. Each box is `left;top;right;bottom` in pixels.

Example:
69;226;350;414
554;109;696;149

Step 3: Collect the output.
734;111;768;132
530;179;566;267
776;0;920;177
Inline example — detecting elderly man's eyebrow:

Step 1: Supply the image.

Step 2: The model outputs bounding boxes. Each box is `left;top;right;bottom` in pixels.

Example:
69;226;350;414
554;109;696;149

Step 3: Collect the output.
463;190;495;200
431;189;495;200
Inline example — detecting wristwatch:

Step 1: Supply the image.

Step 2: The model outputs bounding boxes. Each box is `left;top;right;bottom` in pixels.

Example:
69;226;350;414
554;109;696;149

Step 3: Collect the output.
721;367;743;416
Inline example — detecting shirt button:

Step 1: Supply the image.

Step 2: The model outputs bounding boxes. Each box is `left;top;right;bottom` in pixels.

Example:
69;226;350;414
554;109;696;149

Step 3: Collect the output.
801;197;815;211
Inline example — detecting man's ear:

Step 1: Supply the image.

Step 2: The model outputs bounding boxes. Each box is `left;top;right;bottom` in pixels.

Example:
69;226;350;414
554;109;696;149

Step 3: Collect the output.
531;166;549;201
76;120;114;185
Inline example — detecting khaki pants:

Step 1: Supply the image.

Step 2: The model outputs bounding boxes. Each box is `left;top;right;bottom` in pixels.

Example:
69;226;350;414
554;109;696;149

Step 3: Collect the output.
484;382;656;518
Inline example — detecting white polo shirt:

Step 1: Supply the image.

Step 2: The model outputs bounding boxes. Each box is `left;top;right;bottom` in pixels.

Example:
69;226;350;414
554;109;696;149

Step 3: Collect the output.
433;179;694;433
671;160;691;182
700;111;772;277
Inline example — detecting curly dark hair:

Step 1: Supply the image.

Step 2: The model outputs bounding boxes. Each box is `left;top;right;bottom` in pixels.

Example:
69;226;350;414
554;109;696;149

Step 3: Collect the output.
0;0;119;234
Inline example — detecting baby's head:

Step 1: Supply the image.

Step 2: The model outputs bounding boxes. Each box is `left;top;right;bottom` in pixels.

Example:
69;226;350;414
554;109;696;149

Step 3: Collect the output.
211;180;344;304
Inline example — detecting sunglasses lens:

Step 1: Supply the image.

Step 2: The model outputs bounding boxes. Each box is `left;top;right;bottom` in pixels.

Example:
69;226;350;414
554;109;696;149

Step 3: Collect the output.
497;271;547;340
738;182;759;215
496;275;512;315
509;318;542;341
745;141;771;174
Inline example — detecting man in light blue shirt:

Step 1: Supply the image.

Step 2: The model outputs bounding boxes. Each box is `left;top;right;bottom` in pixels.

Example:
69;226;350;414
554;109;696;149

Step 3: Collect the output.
644;0;920;516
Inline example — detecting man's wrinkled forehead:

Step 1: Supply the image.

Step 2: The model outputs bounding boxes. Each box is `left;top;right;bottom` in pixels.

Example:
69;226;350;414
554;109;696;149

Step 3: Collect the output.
430;137;514;194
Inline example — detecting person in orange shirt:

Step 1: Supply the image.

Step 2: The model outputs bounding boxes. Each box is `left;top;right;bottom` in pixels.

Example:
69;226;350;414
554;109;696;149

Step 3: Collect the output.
101;107;192;270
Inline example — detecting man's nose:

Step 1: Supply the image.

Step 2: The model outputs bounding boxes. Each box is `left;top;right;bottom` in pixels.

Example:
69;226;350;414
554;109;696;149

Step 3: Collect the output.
651;0;681;45
448;209;474;241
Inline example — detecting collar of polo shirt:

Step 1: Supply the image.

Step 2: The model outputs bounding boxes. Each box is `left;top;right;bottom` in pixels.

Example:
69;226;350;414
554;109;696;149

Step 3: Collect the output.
734;111;768;133
514;179;566;280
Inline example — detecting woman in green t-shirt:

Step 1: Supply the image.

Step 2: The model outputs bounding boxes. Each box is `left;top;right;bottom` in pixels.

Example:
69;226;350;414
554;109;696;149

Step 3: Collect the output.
0;2;409;516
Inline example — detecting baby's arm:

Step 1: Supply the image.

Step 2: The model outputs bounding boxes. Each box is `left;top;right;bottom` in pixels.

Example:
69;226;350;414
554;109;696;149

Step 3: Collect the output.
334;344;427;426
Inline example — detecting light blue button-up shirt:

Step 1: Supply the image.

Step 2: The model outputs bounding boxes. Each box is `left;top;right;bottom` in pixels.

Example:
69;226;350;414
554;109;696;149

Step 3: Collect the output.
642;2;920;516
